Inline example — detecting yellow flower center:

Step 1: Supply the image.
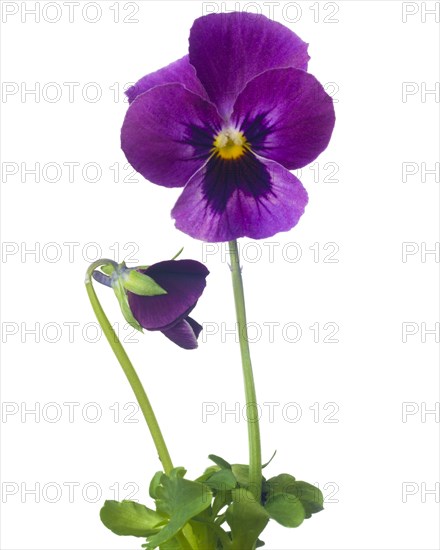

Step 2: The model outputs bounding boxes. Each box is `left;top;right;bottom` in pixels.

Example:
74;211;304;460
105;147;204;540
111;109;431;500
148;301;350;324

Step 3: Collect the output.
212;128;249;160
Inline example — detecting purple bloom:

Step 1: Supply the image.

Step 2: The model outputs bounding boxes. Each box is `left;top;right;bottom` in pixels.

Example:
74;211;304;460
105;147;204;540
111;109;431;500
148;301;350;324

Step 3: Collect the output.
122;12;335;242
127;260;209;350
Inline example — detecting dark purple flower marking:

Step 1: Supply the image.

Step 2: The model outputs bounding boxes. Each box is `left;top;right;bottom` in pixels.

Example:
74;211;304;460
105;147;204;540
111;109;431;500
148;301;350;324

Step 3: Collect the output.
121;12;335;242
127;260;209;350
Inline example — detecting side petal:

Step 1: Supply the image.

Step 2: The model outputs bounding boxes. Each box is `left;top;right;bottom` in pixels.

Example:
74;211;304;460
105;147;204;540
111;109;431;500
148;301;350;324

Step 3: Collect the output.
172;153;308;242
121;83;222;188
127;260;209;330
189;12;309;118
126;55;209;103
232;68;335;170
161;317;202;350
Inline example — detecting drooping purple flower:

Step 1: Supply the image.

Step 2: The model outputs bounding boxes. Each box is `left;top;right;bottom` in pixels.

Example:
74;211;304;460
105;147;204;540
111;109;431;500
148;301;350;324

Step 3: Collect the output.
127;260;209;350
122;12;335;242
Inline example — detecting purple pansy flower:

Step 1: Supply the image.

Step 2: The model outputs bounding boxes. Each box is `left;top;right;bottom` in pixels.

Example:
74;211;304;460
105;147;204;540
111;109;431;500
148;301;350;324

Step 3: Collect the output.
127;260;209;350
122;12;335;242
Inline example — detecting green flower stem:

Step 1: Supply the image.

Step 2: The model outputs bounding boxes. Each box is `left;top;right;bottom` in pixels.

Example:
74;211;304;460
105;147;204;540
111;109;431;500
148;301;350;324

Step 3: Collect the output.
228;241;262;501
85;260;174;475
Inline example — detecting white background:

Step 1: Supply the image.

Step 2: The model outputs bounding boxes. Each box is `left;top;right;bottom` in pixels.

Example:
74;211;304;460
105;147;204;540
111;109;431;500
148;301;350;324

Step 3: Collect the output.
1;1;439;549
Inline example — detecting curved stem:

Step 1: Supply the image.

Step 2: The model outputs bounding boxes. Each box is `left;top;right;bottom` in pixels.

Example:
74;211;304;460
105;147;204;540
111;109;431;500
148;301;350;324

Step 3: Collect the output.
85;260;174;475
228;241;262;501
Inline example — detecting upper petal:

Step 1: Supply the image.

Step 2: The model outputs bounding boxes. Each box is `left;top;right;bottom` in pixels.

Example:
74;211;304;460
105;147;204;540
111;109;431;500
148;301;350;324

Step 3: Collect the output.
232;68;335;170
189;12;309;118
127;260;209;330
121;83;222;188
172;153;308;242
125;55;209;104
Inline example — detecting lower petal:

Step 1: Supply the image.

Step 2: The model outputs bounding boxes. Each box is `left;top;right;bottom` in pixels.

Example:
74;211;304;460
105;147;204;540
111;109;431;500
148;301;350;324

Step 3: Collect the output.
161;317;202;350
172;154;308;242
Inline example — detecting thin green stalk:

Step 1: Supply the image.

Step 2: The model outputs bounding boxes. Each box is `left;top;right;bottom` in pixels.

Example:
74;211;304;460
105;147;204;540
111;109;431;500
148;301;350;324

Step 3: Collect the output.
85;260;196;550
228;241;262;501
85;260;173;475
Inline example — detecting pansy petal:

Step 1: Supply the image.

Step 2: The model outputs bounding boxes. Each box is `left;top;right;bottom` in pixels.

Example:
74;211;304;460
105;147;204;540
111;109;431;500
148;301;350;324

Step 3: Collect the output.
232;68;335;170
125;55;209;103
127;260;209;330
185;316;203;340
121;84;222;188
189;12;309;118
161;317;201;350
172;154;308;242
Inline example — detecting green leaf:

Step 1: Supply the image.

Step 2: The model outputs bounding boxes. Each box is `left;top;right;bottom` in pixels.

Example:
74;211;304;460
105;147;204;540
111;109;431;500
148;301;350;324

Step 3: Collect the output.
264;493;305;528
265;475;323;518
196;465;221;483
291;481;324;518
230;464;250;488
143;538;181;550
100;500;166;537
264;474;324;526
187;518;220;550
226;489;269;550
149;471;164;499
264;474;296;498
204;469;237;493
158;538;183;550
146;469;213;549
122;269;167;296
208;454;232;470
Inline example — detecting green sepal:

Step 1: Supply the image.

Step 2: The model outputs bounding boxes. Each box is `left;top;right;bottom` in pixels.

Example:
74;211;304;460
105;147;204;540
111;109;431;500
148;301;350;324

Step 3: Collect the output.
112;276;143;332
99;500;166;537
170;247;184;260
101;264;115;276
262;450;277;469
122;269;167;296
145;468;213;549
